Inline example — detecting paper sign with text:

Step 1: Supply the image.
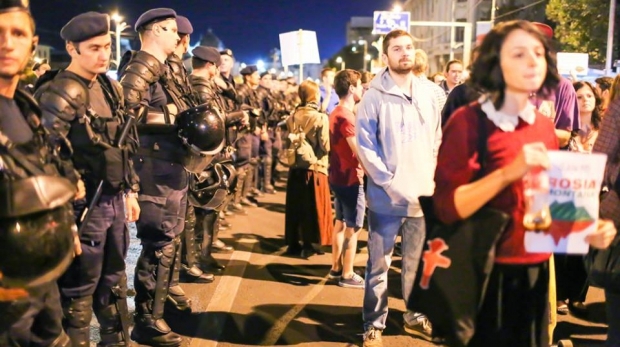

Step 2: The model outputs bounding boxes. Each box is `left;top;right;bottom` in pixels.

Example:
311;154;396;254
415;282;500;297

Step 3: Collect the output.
279;30;320;67
524;151;607;254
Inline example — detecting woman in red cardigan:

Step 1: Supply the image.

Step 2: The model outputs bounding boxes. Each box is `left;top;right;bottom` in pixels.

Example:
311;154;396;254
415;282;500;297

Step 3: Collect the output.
433;20;616;347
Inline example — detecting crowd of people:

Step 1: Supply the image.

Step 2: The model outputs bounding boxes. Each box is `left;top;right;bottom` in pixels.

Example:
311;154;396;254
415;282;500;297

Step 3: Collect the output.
283;20;620;347
2;1;620;347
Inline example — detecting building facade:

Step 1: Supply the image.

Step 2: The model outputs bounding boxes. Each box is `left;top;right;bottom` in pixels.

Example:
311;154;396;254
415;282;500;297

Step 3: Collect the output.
403;0;546;74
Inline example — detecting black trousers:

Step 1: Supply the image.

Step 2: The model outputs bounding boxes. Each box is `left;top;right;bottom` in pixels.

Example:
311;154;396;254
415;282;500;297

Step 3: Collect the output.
554;254;589;302
469;261;550;347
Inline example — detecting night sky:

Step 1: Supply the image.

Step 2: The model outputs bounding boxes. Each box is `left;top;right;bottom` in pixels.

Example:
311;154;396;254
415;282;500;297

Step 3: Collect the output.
30;0;394;63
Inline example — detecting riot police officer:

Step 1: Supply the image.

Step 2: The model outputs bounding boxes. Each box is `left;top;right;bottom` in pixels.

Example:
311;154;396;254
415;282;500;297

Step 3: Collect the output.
0;1;82;346
189;46;250;270
35;12;140;347
118;8;223;347
166;14;214;288
167;15;199;110
233;65;262;211
255;72;276;194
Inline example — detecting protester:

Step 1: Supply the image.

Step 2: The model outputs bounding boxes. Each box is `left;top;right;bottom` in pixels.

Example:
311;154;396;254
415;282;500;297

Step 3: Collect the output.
319;68;339;114
356;29;443;346
571;81;602;153
593;78;620;347
608;74;620;109
328;69;365;289
439;59;463;96
284;80;333;258
433;20;615;346
595;76;614;113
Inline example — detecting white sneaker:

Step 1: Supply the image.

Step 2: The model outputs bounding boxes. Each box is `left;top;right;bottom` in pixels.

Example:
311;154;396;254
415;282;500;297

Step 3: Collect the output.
363;327;383;347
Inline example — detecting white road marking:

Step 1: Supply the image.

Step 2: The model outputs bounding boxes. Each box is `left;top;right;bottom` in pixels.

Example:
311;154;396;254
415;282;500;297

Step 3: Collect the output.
189;238;257;347
259;276;328;345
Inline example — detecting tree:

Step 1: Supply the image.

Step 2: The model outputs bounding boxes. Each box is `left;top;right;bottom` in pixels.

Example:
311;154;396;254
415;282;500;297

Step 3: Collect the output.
546;0;610;65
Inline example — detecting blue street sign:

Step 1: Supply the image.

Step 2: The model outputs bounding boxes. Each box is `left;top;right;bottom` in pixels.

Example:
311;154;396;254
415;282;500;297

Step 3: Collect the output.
373;11;411;35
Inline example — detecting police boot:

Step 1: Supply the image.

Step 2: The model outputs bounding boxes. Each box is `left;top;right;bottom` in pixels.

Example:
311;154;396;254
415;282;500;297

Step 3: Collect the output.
180;215;215;285
212;217;234;253
181;205;197;269
95;275;131;347
95;305;126;347
262;156;275;194
131;244;181;347
198;211;225;272
62;296;92;347
132;302;182;347
167;238;195;312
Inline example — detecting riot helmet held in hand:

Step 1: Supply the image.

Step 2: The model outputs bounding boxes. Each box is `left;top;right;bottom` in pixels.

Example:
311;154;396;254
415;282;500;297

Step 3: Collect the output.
188;159;237;210
176;103;226;173
0;175;77;288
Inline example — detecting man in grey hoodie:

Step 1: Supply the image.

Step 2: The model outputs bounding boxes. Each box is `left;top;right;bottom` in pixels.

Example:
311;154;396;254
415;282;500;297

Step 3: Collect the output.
356;29;443;347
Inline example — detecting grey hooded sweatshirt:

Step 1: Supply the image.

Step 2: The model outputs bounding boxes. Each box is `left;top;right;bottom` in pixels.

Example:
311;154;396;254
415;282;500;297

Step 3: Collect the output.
356;68;442;217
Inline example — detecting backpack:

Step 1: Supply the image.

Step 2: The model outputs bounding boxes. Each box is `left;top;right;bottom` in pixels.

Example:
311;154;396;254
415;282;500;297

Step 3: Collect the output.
286;115;317;169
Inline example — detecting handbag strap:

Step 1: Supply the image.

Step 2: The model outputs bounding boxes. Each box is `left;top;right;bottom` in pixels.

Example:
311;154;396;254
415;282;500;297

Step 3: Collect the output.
474;105;488;181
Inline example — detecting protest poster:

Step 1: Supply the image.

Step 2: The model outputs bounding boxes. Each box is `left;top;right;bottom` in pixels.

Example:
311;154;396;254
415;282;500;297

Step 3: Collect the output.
524;151;607;254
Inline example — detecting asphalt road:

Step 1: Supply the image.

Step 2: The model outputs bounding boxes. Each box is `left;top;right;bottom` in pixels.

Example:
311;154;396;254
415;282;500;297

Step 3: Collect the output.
90;177;611;347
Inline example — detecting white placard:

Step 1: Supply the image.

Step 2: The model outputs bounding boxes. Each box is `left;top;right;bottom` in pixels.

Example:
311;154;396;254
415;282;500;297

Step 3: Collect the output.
524;151;607;254
279;30;320;67
557;52;589;76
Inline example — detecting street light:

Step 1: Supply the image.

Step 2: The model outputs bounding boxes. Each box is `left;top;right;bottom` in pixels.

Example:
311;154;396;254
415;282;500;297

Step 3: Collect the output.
111;12;128;70
393;4;402;12
336;56;345;70
359;39;369;71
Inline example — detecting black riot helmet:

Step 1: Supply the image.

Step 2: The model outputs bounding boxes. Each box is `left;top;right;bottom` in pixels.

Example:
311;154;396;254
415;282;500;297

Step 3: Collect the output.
176;103;226;173
188;160;237;210
0;175;77;288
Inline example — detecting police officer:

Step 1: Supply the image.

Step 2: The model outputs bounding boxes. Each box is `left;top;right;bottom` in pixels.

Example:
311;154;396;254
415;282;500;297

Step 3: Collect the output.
117;8;189;347
0;1;83;346
189;46;251;270
167;15;198;109
35;12;140;346
218;49;238;114
233;65;261;211
255;72;276;194
165;14;214;293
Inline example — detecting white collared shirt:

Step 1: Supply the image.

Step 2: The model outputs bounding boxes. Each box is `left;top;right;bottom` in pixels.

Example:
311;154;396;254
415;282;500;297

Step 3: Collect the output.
479;97;536;132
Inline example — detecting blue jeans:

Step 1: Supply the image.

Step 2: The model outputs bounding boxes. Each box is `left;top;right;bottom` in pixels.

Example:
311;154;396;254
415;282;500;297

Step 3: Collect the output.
331;183;366;229
363;210;425;330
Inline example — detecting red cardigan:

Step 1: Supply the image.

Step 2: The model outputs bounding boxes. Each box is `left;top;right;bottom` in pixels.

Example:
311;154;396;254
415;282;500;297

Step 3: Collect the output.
433;103;559;265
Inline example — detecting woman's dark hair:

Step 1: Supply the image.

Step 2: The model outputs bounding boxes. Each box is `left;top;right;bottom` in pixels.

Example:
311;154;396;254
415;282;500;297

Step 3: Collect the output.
573;81;603;130
468;20;560;110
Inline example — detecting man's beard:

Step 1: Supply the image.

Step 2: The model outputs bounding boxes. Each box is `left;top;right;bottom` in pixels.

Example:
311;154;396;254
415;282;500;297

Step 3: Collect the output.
389;60;413;75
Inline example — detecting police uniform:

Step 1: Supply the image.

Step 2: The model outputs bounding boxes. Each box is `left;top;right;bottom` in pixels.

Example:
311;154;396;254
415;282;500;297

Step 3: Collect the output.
118;8;220;347
187;46;248;271
0;5;78;346
232;65;261;210
162;15;217;286
255;72;276;194
34;12;138;347
167;15;199;110
0;91;77;347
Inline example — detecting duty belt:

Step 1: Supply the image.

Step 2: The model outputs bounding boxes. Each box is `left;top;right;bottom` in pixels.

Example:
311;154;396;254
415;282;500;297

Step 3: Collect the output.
135;147;184;164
